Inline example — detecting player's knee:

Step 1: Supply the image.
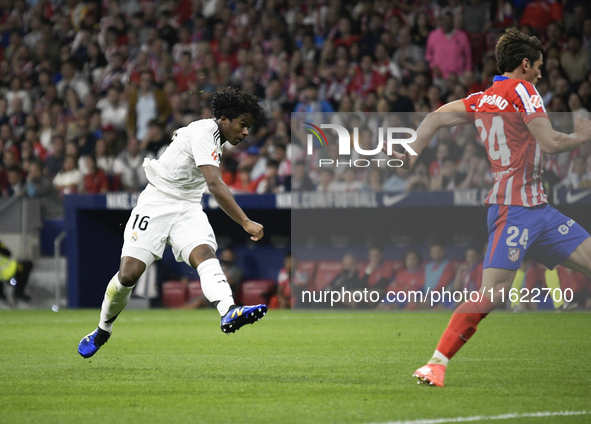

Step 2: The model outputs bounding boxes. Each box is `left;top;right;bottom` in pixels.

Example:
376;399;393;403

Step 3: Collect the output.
118;262;145;286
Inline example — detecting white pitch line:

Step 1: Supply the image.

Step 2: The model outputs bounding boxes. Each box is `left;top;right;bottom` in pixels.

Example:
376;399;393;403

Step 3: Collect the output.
365;410;590;424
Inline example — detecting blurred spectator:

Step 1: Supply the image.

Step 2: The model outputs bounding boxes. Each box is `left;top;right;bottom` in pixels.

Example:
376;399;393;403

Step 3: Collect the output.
26;161;63;219
558;155;588;189
349;54;388;98
363;168;384;192
127;70;172;140
430;157;469;191
453;246;483;295
97;52;129;94
393;28;428;84
561;31;590;84
316;167;338;192
332;167;363;192
93;138;115;176
294;83;334;113
0;239;33;304
424;242;457;294
275;252;293;309
410;11;433;50
291;161;315;192
53;154;82;196
384;167;411;192
140;119;169;157
519;0;563;37
97;86;128;131
463;0;491;34
2;166;25;197
56;59;90;102
112;137;153;193
230;164;257;194
383;250;425;310
173;51;197;93
359;246;395;295
45;136;66;180
255;159;282;194
324;252;363;308
426;13;472;80
82;155;109;194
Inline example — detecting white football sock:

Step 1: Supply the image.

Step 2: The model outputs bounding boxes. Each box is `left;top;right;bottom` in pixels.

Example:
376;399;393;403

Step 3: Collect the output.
98;274;134;333
428;349;450;366
197;258;234;316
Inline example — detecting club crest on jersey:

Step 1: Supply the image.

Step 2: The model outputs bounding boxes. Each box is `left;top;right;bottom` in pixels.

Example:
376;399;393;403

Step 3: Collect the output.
530;95;543;109
508;247;520;262
131;232;138;242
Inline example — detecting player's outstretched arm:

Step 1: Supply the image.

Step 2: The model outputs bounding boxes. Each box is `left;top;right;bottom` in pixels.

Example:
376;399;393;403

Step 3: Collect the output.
388;100;471;169
528;115;591;154
200;164;264;241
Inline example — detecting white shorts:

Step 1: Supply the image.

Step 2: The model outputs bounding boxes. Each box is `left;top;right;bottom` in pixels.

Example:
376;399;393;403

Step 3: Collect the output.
121;184;218;267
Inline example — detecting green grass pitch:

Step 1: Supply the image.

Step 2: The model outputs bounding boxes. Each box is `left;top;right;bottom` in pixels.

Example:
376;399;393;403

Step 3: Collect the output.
1;309;590;424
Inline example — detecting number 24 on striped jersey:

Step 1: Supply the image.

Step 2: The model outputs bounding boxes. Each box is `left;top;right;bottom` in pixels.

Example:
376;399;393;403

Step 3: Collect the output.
475;116;511;166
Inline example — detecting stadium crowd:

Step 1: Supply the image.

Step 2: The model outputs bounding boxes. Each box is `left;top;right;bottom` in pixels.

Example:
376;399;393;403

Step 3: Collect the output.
0;0;591;215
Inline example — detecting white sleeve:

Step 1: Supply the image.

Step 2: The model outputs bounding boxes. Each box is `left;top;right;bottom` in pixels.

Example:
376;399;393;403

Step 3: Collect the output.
191;129;220;168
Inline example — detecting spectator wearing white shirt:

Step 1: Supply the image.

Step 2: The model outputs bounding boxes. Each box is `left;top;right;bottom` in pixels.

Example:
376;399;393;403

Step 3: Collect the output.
97;86;128;130
112;137;153;193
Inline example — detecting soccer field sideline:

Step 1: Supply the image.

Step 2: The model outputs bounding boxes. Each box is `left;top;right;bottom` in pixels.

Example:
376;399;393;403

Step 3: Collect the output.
1;309;590;424
365;410;591;424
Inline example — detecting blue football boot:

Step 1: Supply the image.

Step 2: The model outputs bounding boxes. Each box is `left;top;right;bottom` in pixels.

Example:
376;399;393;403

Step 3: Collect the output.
78;327;111;358
221;304;267;334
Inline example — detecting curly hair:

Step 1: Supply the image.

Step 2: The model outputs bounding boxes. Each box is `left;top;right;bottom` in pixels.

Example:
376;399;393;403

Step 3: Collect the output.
211;87;263;122
495;28;544;74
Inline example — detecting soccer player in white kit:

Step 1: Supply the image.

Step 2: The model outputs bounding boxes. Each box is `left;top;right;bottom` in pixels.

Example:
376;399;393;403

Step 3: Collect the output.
79;88;267;358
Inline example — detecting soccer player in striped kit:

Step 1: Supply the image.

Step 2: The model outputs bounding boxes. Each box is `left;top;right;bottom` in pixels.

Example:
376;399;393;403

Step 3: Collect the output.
389;28;591;387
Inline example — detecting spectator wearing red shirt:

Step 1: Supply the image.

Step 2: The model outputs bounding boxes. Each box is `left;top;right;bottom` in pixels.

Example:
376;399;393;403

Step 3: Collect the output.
349;55;388;97
275;252;293;309
173;52;197;93
83;155;109;194
453;246;483;297
230;164;257;194
383;250;425;309
333;17;361;48
359;246;395;295
519;0;563;37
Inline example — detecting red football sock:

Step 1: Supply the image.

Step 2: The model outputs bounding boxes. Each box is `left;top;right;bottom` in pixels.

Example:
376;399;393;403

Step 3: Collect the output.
435;296;495;360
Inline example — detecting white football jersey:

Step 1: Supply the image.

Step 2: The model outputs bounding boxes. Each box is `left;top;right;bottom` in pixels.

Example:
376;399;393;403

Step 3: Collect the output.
143;119;223;202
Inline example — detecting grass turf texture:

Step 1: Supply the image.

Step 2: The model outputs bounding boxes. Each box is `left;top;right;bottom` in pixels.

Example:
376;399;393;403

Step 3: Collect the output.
1;310;590;424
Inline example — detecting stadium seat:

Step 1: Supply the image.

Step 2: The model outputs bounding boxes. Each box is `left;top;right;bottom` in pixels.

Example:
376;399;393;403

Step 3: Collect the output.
238;279;276;305
162;280;187;308
296;261;317;286
311;261;343;291
187;280;202;300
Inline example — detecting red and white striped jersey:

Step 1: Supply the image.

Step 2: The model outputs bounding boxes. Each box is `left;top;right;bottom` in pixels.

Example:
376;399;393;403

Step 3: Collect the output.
462;75;548;207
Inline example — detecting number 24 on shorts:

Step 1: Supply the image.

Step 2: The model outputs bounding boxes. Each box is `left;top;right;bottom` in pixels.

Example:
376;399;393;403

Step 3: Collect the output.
506;226;528;249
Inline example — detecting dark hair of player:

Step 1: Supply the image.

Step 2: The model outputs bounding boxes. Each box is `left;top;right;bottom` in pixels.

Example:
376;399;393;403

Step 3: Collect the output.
211;87;263;122
495;28;544;74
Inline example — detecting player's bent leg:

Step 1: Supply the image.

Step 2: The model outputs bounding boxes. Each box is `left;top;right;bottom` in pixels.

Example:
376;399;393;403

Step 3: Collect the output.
79;256;149;359
560;237;591;278
413;268;515;387
187;244;267;334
